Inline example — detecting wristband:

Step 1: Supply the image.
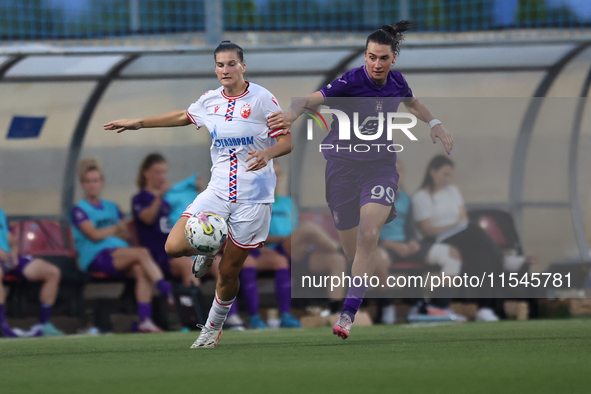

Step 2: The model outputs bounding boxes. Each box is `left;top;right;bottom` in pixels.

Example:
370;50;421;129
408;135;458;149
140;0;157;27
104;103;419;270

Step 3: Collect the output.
428;119;442;129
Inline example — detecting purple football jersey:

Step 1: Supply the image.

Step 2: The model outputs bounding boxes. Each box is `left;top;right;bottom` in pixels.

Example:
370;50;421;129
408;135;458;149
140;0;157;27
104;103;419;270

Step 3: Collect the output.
132;190;172;265
319;66;414;164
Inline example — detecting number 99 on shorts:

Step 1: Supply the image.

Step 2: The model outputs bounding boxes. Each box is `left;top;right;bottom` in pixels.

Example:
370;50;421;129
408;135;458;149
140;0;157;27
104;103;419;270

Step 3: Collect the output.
370;185;395;204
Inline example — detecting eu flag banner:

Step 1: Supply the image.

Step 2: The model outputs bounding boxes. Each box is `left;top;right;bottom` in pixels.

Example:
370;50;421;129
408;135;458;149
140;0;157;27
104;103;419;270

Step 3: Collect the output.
6;116;46;139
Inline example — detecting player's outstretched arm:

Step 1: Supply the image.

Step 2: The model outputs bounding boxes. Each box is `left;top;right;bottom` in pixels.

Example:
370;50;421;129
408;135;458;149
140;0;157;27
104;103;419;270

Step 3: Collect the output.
103;110;191;133
266;91;325;131
246;133;293;172
403;98;454;154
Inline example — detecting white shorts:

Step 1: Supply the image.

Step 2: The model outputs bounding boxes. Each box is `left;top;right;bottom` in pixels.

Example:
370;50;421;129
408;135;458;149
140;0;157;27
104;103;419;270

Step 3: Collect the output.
181;188;272;250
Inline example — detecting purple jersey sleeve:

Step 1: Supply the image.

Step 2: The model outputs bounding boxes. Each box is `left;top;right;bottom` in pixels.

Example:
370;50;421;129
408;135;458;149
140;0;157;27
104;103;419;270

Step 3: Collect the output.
320;76;351;98
132;191;156;219
71;206;90;228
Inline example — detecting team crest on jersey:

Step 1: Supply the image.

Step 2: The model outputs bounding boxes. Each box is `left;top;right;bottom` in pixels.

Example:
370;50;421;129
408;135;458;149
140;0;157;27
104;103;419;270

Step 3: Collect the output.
214;105;220;113
376;101;383;112
240;103;251;119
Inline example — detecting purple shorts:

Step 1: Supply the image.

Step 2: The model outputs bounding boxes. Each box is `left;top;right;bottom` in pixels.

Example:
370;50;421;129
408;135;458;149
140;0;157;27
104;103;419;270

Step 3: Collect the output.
325;160;399;231
1;255;34;279
88;248;125;278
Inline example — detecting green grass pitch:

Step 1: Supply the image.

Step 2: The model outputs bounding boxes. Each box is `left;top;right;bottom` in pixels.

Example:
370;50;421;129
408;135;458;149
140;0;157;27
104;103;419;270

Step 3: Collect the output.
1;319;590;394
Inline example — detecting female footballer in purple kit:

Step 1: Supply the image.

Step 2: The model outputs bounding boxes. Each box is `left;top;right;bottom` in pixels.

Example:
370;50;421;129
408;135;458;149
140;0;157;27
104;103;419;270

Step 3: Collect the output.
132;153;199;287
104;42;292;348
267;21;454;340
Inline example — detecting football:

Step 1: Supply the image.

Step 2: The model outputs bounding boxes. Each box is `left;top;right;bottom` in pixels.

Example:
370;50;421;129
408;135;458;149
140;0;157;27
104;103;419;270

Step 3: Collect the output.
184;211;228;254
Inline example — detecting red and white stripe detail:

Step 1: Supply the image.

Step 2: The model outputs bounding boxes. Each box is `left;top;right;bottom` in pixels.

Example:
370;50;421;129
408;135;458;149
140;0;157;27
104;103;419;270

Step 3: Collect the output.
221;86;250;100
228;149;238;203
225;99;236;121
186;109;200;129
214;294;234;307
228;231;263;250
268;128;290;138
181;203;193;218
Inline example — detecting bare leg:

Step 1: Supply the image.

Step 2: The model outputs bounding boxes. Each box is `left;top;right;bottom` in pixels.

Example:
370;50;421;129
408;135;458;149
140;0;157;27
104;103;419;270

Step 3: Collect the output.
165;216;200;258
291;221;340;262
22;259;61;306
127;264;151;304
216;242;251;301
372;247;391;287
253;248;289;270
169;257;200;287
336;227;358;263
111;247;164;284
242;254;257;269
308;251;347;299
349;203;391;279
0;266;6;304
333;203;391;336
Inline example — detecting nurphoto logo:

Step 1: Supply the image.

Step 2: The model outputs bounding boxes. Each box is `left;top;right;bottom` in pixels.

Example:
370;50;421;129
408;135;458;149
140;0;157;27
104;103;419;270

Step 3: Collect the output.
304;107;419;153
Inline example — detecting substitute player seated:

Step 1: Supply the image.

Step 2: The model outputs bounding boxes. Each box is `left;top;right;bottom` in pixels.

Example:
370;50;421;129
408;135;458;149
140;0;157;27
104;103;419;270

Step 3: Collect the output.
70;158;173;333
0;207;64;337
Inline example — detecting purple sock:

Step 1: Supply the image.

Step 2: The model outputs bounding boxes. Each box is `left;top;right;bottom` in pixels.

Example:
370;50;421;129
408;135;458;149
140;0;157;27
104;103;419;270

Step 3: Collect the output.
274;268;291;314
39;303;52;324
138;302;152;322
156;279;172;297
228;301;238;316
342;280;368;322
240;267;259;316
0;304;6;325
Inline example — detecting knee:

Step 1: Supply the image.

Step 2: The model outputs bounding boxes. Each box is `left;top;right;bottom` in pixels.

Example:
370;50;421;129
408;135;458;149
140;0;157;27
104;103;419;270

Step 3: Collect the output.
165;238;185;258
330;253;347;272
298;220;319;235
274;255;289;270
136;247;153;262
357;223;380;248
242;256;257;268
129;264;144;279
48;264;61;282
374;247;390;267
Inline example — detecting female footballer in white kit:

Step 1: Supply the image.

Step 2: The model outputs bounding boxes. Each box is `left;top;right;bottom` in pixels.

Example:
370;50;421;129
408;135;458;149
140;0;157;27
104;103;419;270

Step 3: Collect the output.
104;41;292;348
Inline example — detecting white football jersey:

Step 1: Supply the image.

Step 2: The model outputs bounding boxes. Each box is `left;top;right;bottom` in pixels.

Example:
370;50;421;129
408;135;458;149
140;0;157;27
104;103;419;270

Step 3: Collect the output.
186;82;286;204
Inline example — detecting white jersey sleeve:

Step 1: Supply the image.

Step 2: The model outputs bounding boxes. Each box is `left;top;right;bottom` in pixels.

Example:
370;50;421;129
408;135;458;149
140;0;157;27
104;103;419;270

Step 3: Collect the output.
256;89;286;138
186;91;212;128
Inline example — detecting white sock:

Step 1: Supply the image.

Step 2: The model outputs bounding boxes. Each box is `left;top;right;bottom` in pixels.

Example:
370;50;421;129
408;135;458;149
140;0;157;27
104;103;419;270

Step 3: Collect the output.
205;291;235;329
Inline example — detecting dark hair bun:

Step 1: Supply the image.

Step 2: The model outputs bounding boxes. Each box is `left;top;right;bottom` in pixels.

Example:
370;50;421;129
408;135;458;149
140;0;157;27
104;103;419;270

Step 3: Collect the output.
382;20;413;37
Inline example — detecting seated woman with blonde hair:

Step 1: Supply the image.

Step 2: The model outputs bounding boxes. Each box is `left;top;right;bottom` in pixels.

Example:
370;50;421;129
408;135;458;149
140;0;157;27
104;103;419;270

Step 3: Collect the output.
70;158;173;333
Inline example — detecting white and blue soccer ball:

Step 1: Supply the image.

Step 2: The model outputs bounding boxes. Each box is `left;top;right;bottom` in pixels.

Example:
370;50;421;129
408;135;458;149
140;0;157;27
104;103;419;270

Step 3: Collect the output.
185;211;228;254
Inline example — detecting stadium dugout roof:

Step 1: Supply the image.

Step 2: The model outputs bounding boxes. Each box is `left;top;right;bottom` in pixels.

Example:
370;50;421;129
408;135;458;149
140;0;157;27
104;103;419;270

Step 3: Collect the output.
1;39;590;265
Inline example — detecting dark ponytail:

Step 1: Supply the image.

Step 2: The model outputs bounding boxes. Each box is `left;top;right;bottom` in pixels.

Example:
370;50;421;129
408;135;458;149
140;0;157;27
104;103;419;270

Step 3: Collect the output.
214;40;244;63
366;20;414;54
